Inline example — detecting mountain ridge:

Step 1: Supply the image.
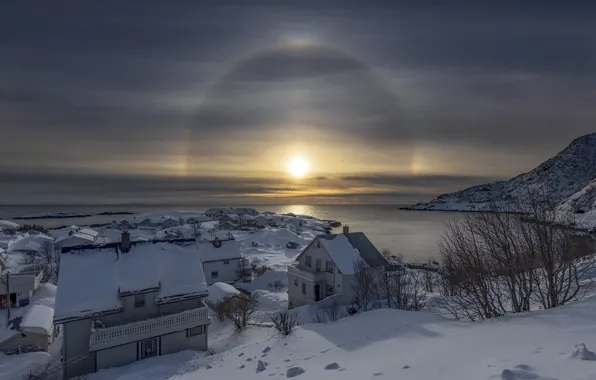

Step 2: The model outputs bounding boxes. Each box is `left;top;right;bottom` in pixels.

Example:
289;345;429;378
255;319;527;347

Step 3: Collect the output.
406;132;596;213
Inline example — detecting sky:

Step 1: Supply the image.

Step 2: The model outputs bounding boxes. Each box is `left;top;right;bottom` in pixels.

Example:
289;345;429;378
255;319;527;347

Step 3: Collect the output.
1;1;595;205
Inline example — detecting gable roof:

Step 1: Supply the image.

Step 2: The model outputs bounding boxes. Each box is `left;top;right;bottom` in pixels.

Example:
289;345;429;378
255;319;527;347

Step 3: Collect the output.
197;239;242;262
299;232;386;275
78;228;99;238
54;243;208;322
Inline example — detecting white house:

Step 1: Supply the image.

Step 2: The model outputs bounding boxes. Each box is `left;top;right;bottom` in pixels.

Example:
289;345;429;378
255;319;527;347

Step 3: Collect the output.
218;214;239;225
197;238;243;285
240;214;256;227
54;231;95;248
218;220;238;230
204;208;234;220
234;207;259;216
287;226;387;309
255;215;272;227
54;242;210;379
0;267;45;308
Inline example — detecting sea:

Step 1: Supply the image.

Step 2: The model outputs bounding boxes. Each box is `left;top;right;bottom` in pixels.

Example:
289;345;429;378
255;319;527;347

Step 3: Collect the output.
0;204;460;262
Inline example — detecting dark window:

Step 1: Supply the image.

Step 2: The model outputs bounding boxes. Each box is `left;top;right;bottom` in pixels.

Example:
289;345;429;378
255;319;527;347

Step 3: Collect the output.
134;294;145;308
140;338;158;359
317;242;321;248
301;282;306;295
326;285;334;295
294;279;298;286
187;326;204;337
305;256;312;267
223;260;230;264
211;271;219;279
316;259;321;272
326;261;333;273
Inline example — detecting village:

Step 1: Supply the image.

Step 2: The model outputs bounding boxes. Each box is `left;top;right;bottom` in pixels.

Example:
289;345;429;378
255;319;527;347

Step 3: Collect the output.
0;207;398;379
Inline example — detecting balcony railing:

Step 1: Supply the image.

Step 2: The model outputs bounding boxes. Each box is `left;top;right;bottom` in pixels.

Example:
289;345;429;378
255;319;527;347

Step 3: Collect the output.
288;263;327;282
89;307;209;351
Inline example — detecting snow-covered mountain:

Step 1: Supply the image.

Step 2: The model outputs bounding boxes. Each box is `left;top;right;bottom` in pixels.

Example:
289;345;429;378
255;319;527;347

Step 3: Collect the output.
407;132;596;212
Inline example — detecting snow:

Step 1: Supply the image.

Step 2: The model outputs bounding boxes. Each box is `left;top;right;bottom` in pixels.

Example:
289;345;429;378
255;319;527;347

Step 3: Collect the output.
0;219;19;229
236;270;288;293
86;294;596;380
79;228;99;238
207;282;241;305
20;304;54;335
8;234;53;253
319;234;365;275
54;243;207;321
31;283;57;307
0;352;50;380
408;132;596;215
197;239;242;262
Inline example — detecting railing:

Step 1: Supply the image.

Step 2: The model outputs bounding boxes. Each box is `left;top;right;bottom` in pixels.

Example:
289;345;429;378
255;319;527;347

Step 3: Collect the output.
89;307;209;351
288;263;326;282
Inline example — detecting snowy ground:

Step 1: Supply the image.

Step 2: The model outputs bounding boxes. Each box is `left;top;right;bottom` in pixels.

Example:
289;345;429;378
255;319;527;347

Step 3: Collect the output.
85;294;596;380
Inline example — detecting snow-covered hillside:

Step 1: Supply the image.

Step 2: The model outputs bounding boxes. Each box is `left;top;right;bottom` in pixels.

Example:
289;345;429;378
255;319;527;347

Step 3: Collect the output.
85;295;596;380
407;133;596;213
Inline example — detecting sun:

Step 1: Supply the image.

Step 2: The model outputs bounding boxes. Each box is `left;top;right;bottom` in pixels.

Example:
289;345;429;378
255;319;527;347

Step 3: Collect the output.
287;156;309;178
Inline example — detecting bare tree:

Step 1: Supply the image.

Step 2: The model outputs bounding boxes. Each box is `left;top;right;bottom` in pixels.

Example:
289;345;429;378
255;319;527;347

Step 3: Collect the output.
225;293;259;330
191;222;202;238
385;268;426;311
271;311;298;335
439;193;595;320
351;259;380;311
41;240;54;264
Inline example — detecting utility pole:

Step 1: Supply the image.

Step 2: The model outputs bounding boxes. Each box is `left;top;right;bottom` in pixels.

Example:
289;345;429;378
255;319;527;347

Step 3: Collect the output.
4;271;10;327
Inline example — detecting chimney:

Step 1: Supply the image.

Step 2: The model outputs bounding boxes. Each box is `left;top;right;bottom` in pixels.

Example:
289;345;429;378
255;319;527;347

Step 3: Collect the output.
121;231;131;253
343;225;349;235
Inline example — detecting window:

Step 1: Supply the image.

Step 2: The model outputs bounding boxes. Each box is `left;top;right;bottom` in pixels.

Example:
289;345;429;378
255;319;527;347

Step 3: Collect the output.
211;271;219;279
326;285;334;295
187;326;204;337
315;259;321;272
317;242;321;248
301;282;306;295
134;294;145;308
140;338;158;359
326;260;333;273
223;260;230;264
305;255;312;267
294;279;298;286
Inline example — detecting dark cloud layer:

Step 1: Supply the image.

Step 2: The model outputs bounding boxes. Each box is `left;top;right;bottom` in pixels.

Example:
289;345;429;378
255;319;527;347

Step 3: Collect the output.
1;1;595;204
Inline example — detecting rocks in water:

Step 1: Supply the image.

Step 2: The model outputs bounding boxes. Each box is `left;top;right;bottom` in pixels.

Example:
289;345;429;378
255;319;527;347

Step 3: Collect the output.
263;346;272;353
324;363;340;370
239;364;246;369
286;367;305;378
402;365;410;369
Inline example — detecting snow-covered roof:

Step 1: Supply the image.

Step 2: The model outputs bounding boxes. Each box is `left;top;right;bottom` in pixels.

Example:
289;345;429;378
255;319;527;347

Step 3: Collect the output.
240;214;255;220
55;232;95;245
198;239;242;262
0;220;19;230
54;243;208;322
8;234;53;253
21;305;54;335
206;282;241;305
319;234;366;275
220;213;239;220
78;228;99;238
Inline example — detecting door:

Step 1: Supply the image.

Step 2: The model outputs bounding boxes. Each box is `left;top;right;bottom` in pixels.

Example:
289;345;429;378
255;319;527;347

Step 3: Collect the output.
315;259;321;272
314;284;320;302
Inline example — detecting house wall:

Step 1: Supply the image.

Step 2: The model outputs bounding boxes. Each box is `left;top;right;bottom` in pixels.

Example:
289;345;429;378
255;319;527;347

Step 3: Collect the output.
160;326;208;355
288;239;357;308
96;341;137;371
62;297;207;379
0;330;52;353
203;259;240;285
63;318;96;379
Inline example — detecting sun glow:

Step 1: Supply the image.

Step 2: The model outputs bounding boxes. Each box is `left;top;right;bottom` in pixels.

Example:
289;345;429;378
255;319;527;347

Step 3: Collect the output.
287;156;309;178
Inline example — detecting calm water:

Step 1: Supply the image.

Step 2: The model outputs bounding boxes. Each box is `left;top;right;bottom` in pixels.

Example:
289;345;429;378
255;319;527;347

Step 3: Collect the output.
0;204;458;262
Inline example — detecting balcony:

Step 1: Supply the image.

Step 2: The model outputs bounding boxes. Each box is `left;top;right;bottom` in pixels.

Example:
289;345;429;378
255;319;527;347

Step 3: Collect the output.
288;263;327;282
89;307;209;351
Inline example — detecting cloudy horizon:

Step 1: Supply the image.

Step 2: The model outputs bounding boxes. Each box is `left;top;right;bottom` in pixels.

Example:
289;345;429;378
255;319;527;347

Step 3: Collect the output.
1;2;595;205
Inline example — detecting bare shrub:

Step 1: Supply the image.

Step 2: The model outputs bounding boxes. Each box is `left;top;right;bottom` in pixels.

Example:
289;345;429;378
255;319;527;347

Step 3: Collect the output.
439;193;595;320
385;268;426;311
250;258;271;278
352;259;381;311
41;240;54;264
225;293;259;330
267;280;284;290
271;311;298;335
